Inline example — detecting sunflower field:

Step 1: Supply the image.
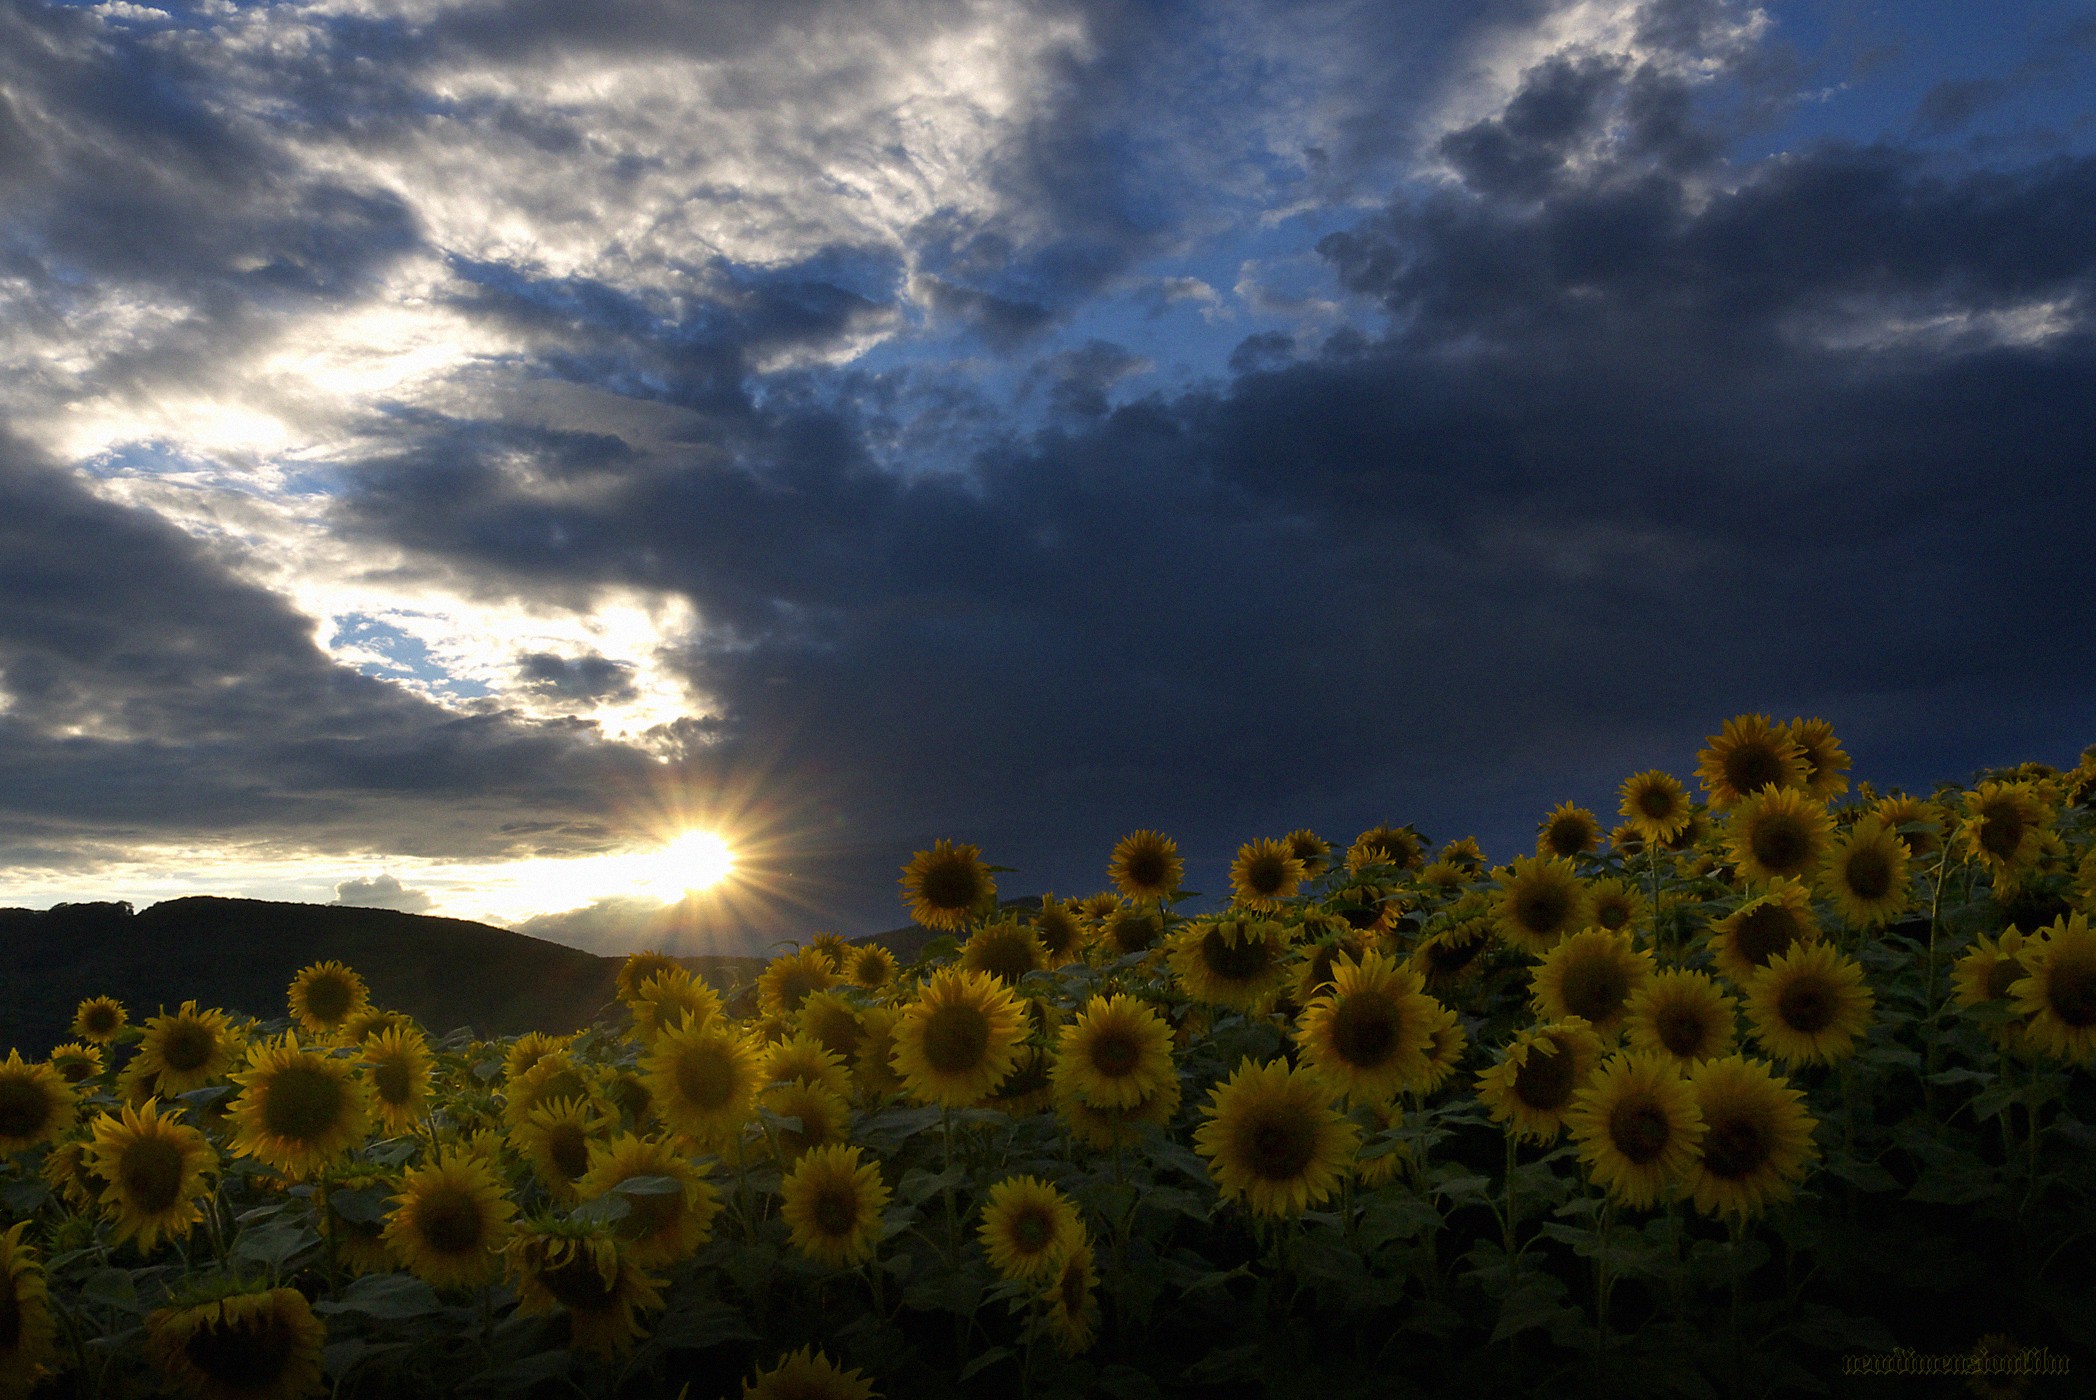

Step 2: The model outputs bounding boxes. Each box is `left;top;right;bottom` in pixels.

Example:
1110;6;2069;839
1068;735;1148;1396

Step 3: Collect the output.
3;716;2094;1399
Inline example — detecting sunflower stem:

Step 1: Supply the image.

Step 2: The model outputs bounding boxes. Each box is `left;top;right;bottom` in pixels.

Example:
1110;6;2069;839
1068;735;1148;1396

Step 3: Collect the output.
1727;1213;1748;1399
1922;843;1957;1110
1501;1133;1520;1259
1592;1196;1614;1382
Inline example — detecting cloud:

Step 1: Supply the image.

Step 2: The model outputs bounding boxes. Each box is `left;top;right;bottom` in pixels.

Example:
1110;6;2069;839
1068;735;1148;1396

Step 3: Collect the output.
333;872;436;913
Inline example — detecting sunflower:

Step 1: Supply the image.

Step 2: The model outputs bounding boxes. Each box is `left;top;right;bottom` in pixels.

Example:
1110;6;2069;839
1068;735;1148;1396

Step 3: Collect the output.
507;1220;664;1358
1097;903;1165;958
1529;928;1654;1040
512;1096;610;1202
1410;920;1492;994
1725;786;1834;884
576;1134;720;1270
970;1175;1083;1284
340;1009;415;1047
1684;1055;1817;1220
1708;879;1821;985
1293;930;1370;1002
742;1348;879;1400
1294;952;1441;1104
0;1052;75;1154
133;1002;243;1097
616;951;683;1005
1168;917;1291;1011
85;1098;218;1252
1417;1004;1469;1093
779;1143;890;1268
1347;825;1425;873
1779;717;1849;800
1618;770;1693;845
1816;816;1912;928
1052;995;1175;1110
1416;858;1469;894
1873;794;1944;858
2007;914;2096;1065
1440;836;1486;870
890;968;1025;1108
1625;970;1738;1065
794;993;867;1069
502;1031;574;1083
1962;781;2052;888
760;1080;851;1163
281;961;366;1037
1585;878;1647;936
71;995;128;1046
41;1137;105;1212
1194;1058;1358;1218
960;918;1047;984
899;839;996;932
1743;944;1875;1066
0;1222;56;1400
987;1045;1056;1117
1491;856;1589;956
808;931;854;969
225;1033;373;1181
1537;802;1602;859
631;969;722;1042
1696;714;1807;809
383;1149;516;1288
1475;1019;1603;1144
44;1041;103;1087
1953;927;2033;1013
1055;1073;1181;1150
360;1028;433;1135
757;948;836;1021
1285;829;1333;878
1566;1052;1705;1210
503;1053;603;1132
845;943;899;990
145;1285;327;1400
1039;1241;1100;1354
1229;838;1305;911
1351;1098;1411;1188
1030;896;1087;967
763;1034;854;1100
1108;829;1184;901
852;1007;906;1100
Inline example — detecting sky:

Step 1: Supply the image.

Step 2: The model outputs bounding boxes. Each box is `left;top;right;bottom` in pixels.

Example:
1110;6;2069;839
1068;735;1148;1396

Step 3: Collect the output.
1;0;2092;956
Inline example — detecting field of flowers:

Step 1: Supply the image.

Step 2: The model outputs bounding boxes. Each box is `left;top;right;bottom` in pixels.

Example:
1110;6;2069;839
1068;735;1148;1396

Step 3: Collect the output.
2;714;2092;1399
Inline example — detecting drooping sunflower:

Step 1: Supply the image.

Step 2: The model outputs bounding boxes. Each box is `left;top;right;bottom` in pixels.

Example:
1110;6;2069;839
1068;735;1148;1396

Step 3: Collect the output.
759;1080;852;1163
1294;952;1441;1104
360;1027;433;1135
1410;919;1492;994
133;1002;243;1097
1565;1052;1706;1210
1536;802;1602;859
976;1176;1084;1284
1097;903;1165;958
1626;970;1739;1065
1284;828;1333;878
779;1143;890;1268
1873;794;1944;858
795;993;867;1068
631;969;722;1042
1108;829;1184;902
1293;930;1370;1002
1055;1073;1181;1151
987;1045;1056;1117
807;932;854;969
40;1137;105;1212
1052;995;1175;1110
1347;824;1425;873
1708;879;1821;985
852;1007;905;1099
285;961;368;1037
742;1348;879;1400
85;1098;218;1253
513;1096;610;1202
1725;786;1834;885
1229;838;1305;911
1194;1058;1358;1218
1773;720;1846;803
899;838;996;932
763;1034;854;1100
145;1284;327;1400
960;918;1047;984
71;995;128;1046
845;943;899;990
224;1033;372;1180
507;1220;664;1358
2007;913;2096;1065
576;1134;720;1270
757;948;836;1021
1039;1241;1099;1355
1;1221;57;1400
1685;1055;1817;1221
502;1053;603;1132
1490;856;1590;956
1816;816;1912;928
1474;1019;1603;1144
1029;896;1087;967
1417;1004;1469;1093
1953;927;2032;1013
644;1022;762;1149
890;968;1025;1108
1168;917;1291;1011
1529;927;1654;1039
1696;714;1808;809
0;1051;75;1154
383;1149;515;1289
45;1041;104;1086
1961;781;2053;889
1743;943;1875;1066
1618;770;1693;846
1585;878;1647;936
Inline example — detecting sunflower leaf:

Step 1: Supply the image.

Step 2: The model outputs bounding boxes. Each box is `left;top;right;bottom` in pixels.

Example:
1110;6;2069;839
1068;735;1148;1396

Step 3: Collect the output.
314;1272;442;1320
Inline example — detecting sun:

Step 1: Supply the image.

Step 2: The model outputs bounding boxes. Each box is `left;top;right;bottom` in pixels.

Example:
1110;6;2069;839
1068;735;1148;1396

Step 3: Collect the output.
634;830;736;899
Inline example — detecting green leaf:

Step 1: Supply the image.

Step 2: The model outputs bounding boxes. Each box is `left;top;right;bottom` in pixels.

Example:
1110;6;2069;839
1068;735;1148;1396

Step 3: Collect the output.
898;1165;966;1205
651;1301;759;1351
958;1346;1014;1382
1822;1156;1901;1192
325;1184;393;1226
81;1268;144;1314
569;1193;633;1226
0;1177;50;1214
1357;1197;1441;1249
1097;1365;1163;1400
230;1219;314;1269
314;1272;442;1320
612;1173;686;1197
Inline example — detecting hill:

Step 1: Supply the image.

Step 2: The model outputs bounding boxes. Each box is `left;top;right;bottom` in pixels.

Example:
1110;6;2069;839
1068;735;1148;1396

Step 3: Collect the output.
0;897;764;1055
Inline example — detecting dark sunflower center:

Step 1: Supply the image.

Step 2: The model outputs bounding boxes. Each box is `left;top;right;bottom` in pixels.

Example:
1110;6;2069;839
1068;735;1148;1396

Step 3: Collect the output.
1244;1116;1317;1181
1638;786;1678;820
1842;846;1894;901
415;1185;486;1255
1035;914;1079;956
853;950;891;983
527;1070;588;1112
1594;897;1632;931
1984;957;2022;1002
919;858;984;912
809;1010;863;1059
0;1079;53;1140
84;1007;120;1036
260;1062;347;1144
1559;954;1631;1025
373;1060;413;1106
1654;1003;1710;1058
1747;814;1814;875
540;1252;618;1311
1978;806;2027;860
1108;913;1159;953
1701;1113;1769;1180
1512;1043;1576;1112
1242;855;1291;897
56;1056;95;1084
183;1311;297;1388
1546;817;1591;857
546;1125;589;1182
1010;1206;1054;1253
1427;931;1484;976
1201;930;1274;982
120;1136;186;1213
1607;1100;1673;1165
921;1003;991;1074
1732;905;1801;968
777;971;823;1014
1123;848;1171;890
972;935;1038;983
623;1189;678;1239
2046;957;2096;1028
1725;743;1790;796
1776;978;1836;1035
303;976;355;1024
1330;994;1400;1067
1087;1029;1142;1078
161;1023;216;1073
1058;1257;1087;1313
674;1046;737;1110
810;1184;860;1238
1514;883;1572;936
